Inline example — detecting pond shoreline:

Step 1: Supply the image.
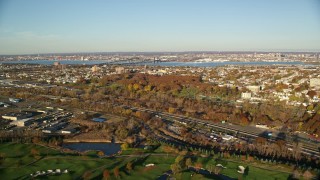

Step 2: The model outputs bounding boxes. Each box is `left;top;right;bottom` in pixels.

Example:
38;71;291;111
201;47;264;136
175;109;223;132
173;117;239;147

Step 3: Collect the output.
61;142;122;156
63;139;123;143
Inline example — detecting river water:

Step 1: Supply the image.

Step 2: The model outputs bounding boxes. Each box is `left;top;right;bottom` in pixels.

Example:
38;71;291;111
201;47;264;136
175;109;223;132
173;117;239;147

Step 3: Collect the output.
0;60;109;65
0;60;306;67
136;61;304;67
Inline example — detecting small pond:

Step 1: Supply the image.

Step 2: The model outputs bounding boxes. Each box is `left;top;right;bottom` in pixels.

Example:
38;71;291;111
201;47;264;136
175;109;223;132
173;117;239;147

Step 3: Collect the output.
62;143;121;155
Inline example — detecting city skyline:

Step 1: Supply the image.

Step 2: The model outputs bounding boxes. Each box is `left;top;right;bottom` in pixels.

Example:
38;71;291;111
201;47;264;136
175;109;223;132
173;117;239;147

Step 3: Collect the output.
0;0;320;55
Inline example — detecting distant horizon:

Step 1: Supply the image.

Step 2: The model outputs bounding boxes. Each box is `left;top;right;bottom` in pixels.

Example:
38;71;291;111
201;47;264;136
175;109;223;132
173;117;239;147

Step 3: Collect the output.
0;49;320;56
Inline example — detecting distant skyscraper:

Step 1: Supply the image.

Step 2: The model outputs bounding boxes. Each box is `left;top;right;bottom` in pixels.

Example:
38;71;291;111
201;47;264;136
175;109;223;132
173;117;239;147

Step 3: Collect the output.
144;65;147;73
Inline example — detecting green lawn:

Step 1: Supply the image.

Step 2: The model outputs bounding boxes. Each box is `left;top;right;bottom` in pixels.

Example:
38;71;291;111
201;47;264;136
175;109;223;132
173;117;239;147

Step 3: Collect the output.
0;143;61;168
118;154;176;180
164;157;292;180
120;148;147;155
0;143;296;180
0;143;125;179
0;143;175;180
214;160;291;180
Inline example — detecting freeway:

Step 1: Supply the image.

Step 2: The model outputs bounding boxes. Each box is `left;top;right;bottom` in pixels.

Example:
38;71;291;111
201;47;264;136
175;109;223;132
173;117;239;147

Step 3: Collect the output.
128;106;320;158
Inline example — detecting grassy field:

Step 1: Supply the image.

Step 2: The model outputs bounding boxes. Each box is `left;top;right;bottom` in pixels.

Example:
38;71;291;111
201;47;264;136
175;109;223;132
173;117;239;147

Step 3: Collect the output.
0;143;175;180
0;143;123;179
0;143;297;180
205;160;291;180
118;155;176;180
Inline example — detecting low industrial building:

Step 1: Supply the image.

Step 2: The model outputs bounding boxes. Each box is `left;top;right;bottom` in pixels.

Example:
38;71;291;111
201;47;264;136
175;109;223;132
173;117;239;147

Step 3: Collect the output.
42;122;67;133
10;118;34;127
60;128;77;134
60;125;79;134
2;112;33;121
9;98;22;103
0;102;9;107
42;127;59;133
246;85;262;93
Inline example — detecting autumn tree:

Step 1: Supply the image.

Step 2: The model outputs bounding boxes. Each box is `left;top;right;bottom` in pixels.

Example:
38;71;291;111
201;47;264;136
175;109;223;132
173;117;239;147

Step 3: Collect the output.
121;143;129;151
206;164;215;174
168;107;176;114
302;170;314;180
240;114;249;126
170;163;182;174
144;85;152;91
115;127;129;140
103;169;110;180
175;155;184;164
140;111;152;121
32;137;41;144
126;162;133;172
97;151;105;157
114;166;120;178
82;171;92;180
307;90;317;99
194;162;202;172
30;148;40;158
214;166;223;175
185;158;192;168
133;83;140;91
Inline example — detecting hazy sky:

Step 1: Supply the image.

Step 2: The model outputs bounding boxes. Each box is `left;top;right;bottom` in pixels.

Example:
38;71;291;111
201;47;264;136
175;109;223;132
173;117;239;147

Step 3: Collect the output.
0;0;320;55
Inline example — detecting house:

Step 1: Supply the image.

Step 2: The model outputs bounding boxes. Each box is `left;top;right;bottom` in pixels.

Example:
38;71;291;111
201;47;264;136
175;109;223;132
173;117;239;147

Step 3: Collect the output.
115;67;125;74
241;92;252;99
